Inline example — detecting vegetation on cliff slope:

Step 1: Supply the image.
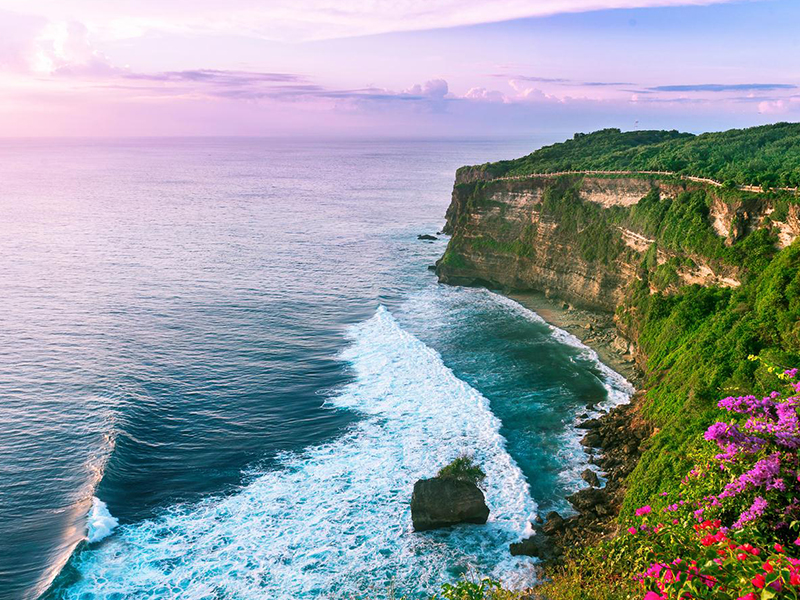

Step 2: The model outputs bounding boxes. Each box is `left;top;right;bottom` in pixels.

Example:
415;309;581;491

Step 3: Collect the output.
440;123;800;598
466;123;800;188
540;366;800;600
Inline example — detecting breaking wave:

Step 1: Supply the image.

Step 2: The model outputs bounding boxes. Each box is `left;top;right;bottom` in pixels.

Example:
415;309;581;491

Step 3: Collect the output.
61;306;537;599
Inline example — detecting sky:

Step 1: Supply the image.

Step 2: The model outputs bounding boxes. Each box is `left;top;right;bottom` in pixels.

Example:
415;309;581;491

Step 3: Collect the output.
0;0;799;137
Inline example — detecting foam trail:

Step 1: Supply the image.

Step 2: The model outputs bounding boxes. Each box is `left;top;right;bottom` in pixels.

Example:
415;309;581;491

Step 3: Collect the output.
62;306;537;599
483;290;635;492
86;498;119;543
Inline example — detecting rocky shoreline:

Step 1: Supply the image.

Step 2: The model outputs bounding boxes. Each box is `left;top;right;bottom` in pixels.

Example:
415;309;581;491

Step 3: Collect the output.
502;292;651;567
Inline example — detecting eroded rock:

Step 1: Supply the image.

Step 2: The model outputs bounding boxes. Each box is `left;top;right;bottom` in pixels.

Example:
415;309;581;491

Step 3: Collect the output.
410;478;489;532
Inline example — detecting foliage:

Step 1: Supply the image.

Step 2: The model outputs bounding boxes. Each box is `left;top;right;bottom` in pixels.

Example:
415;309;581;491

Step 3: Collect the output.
437;455;486;485
620;242;800;517
468;123;800;187
429;577;525;600
543;368;800;600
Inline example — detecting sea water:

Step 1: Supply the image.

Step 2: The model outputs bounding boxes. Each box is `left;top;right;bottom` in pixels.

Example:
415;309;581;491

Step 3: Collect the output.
0;138;632;600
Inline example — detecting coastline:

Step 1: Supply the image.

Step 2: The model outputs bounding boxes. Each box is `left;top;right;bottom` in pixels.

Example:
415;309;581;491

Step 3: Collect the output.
499;290;650;565
505;291;643;389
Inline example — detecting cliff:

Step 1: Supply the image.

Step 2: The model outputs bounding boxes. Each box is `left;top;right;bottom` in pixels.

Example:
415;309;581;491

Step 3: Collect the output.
438;173;799;313
435;127;800;539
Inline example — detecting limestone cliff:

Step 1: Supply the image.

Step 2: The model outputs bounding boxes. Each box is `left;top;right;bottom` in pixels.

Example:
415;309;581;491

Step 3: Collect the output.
437;173;798;314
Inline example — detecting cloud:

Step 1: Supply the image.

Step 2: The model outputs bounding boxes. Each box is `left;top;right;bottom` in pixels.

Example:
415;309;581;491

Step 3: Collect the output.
464;87;506;102
492;74;569;84
758;97;800;114
3;0;749;43
403;79;449;99
650;83;797;92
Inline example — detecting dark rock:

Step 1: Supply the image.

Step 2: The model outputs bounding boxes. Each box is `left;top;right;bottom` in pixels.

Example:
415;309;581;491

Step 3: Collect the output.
566;488;607;512
542;511;565;535
427;265;437;271
509;534;560;560
418;234;438;241
577;418;601;430
411;478;489;532
580;430;603;447
581;469;600;488
533;514;543;524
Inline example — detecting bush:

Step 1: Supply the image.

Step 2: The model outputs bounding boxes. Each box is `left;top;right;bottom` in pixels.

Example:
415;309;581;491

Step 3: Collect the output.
430;578;525;600
543;367;800;600
437;456;486;485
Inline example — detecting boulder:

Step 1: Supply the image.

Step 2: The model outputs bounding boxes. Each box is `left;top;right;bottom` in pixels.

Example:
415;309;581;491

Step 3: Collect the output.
566;487;607;512
581;469;600;488
580;430;603;448
509;533;560;560
418;234;438;241
542;511;565;535
411;477;489;532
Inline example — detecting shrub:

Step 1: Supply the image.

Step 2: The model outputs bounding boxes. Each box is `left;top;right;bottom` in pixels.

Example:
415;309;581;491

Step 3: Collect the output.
437;456;486;485
430;578;525;600
544;365;800;600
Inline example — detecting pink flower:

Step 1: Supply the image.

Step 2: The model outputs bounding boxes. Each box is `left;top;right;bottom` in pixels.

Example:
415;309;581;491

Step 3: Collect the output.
628;527;637;535
635;505;652;516
643;592;665;600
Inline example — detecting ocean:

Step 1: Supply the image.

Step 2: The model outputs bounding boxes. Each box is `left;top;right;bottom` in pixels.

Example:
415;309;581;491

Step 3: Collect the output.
0;138;633;600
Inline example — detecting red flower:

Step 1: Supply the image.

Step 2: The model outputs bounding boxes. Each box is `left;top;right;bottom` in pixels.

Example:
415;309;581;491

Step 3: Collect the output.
790;570;800;585
752;574;766;589
763;562;774;573
775;543;785;553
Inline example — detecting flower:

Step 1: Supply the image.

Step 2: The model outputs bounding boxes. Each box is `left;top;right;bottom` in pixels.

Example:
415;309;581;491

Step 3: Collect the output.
628;527;637;535
752;574;766;588
732;496;769;529
635;505;652;517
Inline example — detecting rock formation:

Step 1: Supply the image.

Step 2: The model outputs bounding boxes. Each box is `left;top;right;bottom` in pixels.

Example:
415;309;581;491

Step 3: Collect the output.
410;477;489;532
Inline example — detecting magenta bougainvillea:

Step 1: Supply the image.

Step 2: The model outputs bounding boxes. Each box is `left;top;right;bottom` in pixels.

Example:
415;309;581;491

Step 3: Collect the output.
633;367;800;599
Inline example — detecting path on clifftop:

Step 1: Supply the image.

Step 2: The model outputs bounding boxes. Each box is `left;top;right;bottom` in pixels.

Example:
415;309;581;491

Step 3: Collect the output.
491;170;798;194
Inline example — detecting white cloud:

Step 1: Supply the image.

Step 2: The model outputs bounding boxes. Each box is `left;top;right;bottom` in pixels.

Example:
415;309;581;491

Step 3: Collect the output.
464;87;507;102
404;79;449;99
0;0;750;42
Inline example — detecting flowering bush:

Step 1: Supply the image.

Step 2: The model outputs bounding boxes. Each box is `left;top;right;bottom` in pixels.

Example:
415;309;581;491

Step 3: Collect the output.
633;365;800;599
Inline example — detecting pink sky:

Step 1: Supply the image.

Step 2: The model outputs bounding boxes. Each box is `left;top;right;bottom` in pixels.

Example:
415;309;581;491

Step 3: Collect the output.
1;0;798;137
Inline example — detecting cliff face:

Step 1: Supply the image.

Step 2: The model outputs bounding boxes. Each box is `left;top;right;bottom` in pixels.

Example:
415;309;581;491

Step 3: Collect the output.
437;174;797;313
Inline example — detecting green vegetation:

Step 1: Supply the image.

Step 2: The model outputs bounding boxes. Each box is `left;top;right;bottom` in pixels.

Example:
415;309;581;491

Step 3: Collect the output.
464;123;800;188
440;123;800;598
437;455;486;485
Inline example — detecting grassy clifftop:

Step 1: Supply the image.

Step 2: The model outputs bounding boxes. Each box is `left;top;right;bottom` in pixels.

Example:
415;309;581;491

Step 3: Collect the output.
462;123;800;188
439;123;800;598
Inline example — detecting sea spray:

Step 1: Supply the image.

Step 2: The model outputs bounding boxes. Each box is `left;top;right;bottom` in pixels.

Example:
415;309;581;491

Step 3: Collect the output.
86;498;118;543
60;306;537;599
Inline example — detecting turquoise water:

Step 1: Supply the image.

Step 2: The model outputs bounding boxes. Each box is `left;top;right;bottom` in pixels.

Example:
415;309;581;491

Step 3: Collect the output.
0;138;631;600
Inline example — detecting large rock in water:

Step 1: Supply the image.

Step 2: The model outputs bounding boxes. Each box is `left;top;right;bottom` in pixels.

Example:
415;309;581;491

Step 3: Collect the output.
410;477;489;531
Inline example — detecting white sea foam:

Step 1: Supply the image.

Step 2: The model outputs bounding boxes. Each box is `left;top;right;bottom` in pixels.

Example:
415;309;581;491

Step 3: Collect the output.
64;306;537;599
86;497;119;543
483;291;635;493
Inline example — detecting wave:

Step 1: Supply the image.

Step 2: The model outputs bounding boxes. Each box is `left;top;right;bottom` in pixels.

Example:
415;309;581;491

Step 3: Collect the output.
482;291;635;493
86;498;119;544
60;306;537;599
